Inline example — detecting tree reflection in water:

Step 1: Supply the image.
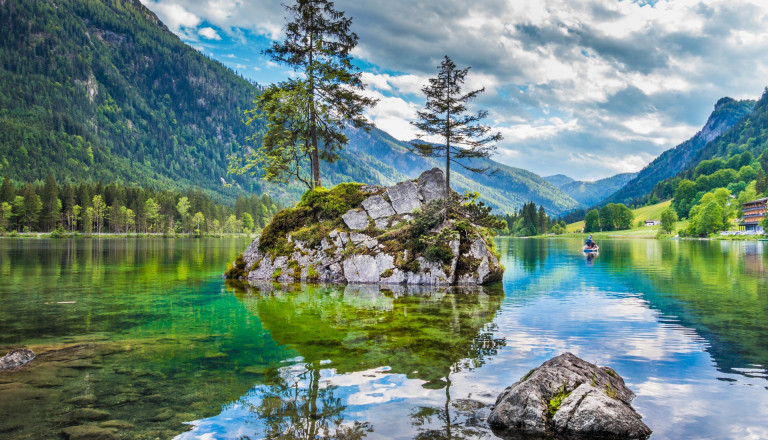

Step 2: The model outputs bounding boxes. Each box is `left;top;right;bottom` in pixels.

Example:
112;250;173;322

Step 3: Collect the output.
244;363;371;440
227;281;505;439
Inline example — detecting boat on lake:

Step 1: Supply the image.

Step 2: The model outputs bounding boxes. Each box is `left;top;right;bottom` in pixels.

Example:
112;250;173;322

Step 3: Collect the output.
583;245;599;253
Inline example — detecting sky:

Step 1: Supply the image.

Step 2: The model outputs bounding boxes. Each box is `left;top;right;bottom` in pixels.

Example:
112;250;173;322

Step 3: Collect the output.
139;0;768;180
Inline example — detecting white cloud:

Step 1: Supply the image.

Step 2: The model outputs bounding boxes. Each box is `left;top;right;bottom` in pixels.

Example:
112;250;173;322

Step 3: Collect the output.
150;2;201;31
198;27;221;40
143;0;768;178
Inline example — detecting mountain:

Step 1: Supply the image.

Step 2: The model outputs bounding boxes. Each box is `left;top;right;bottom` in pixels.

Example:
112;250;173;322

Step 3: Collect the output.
685;90;768;168
558;172;637;207
0;0;578;214
544;174;575;187
601;97;755;205
0;0;264;202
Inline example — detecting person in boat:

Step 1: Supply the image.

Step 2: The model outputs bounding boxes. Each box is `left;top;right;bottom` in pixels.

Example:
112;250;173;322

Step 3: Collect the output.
585;235;596;249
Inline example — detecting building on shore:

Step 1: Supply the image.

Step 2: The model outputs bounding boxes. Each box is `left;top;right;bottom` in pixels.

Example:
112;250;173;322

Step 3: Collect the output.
739;197;767;233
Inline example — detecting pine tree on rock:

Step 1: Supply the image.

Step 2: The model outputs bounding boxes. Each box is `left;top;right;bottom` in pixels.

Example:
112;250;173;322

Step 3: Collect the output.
410;56;502;209
243;0;377;188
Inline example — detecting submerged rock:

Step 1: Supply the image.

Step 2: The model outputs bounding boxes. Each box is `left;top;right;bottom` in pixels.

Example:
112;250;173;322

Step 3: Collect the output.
0;348;35;370
71;408;111;422
231;168;503;286
488;352;651;439
62;425;117;440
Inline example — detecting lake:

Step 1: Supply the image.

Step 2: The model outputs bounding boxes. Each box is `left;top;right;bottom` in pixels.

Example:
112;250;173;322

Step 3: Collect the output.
0;237;767;439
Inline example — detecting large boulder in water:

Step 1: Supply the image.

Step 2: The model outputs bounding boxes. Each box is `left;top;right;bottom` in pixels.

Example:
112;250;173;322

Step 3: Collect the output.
488;352;651;439
0;348;35;370
227;168;503;286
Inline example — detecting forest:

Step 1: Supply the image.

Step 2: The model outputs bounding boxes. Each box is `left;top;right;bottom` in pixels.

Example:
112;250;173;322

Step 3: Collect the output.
0;0;264;201
0;174;281;235
498;201;568;236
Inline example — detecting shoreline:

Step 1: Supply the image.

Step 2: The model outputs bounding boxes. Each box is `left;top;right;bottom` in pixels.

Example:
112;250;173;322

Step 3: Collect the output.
0;232;256;239
496;232;768;241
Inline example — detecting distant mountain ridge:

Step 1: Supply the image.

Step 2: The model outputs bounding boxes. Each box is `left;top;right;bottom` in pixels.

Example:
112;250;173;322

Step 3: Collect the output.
558;173;637;207
544;172;637;207
544;174;575;187
601;97;756;205
0;0;581;214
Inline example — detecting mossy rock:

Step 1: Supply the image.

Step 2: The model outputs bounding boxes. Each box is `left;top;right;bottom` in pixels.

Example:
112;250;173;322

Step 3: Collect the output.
62;425;116;440
71;408;110;422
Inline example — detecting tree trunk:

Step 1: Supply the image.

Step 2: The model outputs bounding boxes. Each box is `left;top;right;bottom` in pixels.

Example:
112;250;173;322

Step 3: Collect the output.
308;17;321;188
445;68;451;217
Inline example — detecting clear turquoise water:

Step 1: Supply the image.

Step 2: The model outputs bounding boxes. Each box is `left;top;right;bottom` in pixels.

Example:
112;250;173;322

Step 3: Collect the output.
1;237;767;439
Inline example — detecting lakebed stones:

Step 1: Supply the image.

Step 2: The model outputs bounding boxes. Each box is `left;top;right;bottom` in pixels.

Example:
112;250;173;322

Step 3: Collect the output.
488;352;651;440
0;348;35;370
61;425;117;440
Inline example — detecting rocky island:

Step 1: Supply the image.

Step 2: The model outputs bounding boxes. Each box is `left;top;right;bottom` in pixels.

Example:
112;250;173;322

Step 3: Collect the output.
226;168;504;285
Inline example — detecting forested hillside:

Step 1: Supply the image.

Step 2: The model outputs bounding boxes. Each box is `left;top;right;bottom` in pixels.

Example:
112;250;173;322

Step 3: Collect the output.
573;89;768;237
602;97;755;206
0;0;261;201
0;0;580;215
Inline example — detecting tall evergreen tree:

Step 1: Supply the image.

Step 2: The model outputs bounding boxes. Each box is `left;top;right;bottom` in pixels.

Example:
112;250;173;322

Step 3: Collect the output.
246;0;377;188
39;172;60;231
0;176;15;204
21;183;41;231
410;56;502;204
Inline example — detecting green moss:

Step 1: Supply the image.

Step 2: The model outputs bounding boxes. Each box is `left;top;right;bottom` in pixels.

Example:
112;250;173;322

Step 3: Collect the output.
259;183;366;257
307;264;319;281
224;254;247;279
249;257;263;272
271;267;282;280
604;383;617;399
424;244;453;264
521;368;537;382
455;255;482;277
380;269;394;278
287;259;301;279
300;183;365;220
548;383;572;416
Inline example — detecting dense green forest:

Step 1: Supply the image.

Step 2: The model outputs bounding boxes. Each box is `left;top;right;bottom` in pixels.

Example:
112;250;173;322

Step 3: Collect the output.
498;201;568;236
582;203;635;233
0;174;281;234
0;0;264;201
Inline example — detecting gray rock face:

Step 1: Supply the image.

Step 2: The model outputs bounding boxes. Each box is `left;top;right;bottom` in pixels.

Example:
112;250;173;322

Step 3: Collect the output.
362;195;395;219
387;180;421;214
488;352;651;440
0;348;35;370
342;209;369;230
418;167;446;203
234;169;503;286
